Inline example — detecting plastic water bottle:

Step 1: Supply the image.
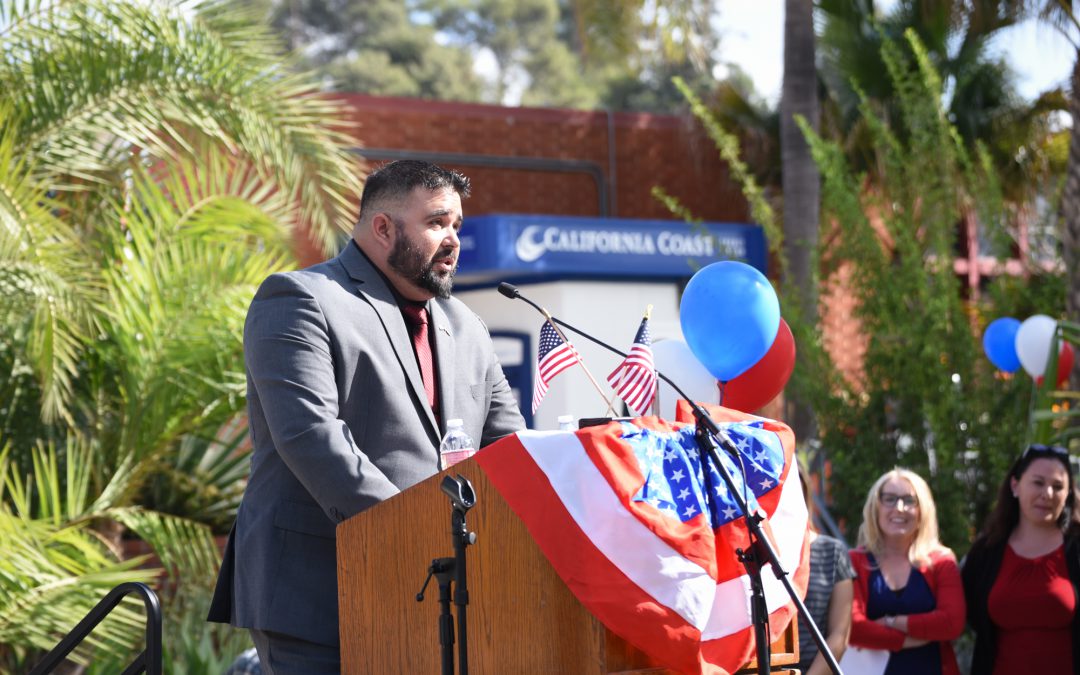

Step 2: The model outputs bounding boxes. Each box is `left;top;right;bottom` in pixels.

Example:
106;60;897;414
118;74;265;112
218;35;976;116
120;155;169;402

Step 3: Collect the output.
439;418;476;469
557;414;577;431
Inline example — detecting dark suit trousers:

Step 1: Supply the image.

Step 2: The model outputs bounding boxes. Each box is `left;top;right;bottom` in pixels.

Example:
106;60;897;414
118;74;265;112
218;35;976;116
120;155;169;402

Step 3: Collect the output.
250;629;340;675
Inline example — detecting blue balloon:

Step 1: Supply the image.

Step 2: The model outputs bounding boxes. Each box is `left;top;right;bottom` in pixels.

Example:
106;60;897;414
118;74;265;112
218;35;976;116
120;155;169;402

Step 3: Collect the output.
680;261;780;382
982;317;1021;373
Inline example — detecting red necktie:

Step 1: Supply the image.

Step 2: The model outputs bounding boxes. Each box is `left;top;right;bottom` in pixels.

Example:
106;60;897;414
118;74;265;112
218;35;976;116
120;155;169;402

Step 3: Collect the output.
402;305;439;416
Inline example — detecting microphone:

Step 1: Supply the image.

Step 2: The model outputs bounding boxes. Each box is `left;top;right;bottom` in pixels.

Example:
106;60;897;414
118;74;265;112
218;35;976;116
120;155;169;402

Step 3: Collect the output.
497;282;631;361
496;282;519;299
496;281;722;435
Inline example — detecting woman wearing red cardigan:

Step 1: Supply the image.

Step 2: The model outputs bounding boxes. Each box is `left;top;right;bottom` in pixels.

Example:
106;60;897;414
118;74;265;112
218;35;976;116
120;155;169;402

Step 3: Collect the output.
848;468;966;675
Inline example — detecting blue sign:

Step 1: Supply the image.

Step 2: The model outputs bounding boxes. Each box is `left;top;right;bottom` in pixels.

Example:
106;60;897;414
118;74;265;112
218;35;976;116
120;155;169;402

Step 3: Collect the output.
456;214;767;282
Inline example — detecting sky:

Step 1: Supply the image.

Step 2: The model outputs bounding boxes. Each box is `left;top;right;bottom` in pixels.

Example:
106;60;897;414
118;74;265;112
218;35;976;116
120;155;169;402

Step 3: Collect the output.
714;1;1076;107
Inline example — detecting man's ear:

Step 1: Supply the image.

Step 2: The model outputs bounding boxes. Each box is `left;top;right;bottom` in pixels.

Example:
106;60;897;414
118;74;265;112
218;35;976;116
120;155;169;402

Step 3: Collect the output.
370;213;395;249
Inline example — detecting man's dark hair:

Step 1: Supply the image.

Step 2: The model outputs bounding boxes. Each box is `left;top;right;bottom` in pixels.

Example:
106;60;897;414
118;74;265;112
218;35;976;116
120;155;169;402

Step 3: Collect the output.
359;160;471;215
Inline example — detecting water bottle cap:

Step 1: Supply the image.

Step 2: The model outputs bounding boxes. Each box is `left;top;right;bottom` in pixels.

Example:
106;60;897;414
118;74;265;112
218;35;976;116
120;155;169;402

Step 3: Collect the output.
446;418;464;428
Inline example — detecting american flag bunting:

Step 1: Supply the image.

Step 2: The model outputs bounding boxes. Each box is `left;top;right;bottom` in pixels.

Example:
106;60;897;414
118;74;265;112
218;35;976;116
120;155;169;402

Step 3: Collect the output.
476;408;810;675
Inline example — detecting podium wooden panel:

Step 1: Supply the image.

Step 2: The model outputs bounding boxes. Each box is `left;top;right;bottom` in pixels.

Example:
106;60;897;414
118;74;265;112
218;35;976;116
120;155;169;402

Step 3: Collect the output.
337;453;798;674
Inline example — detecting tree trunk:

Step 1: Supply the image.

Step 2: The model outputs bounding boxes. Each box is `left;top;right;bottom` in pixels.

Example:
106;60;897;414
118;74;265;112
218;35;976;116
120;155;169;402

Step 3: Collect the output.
1065;52;1080;392
781;0;820;443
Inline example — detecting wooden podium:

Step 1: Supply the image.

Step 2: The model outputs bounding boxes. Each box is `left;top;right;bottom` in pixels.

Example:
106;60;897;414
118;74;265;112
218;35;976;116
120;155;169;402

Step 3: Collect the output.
337;454;798;674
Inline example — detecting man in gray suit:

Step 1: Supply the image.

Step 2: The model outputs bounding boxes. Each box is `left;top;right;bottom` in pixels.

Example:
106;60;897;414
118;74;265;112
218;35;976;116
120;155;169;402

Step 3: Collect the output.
208;160;525;674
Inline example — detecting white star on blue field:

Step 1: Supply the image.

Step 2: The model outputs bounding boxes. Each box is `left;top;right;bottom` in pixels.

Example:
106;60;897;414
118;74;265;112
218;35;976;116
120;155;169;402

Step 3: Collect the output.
621;422;785;528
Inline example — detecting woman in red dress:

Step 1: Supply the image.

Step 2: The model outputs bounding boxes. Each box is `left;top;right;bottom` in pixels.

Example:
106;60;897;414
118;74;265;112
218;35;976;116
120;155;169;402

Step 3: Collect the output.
962;444;1080;675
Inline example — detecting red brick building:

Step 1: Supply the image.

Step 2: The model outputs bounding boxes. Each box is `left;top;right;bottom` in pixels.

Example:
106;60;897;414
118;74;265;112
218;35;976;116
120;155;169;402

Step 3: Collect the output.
336;94;748;224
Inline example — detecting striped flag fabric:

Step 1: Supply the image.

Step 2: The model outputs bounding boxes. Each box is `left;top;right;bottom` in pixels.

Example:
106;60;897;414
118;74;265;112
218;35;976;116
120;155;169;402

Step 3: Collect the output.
607;315;657;416
532;321;581;414
475;408;810;675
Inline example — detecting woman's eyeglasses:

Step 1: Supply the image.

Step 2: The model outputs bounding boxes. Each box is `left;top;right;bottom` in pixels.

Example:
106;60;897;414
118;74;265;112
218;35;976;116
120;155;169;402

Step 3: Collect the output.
1022;444;1070;461
879;493;919;509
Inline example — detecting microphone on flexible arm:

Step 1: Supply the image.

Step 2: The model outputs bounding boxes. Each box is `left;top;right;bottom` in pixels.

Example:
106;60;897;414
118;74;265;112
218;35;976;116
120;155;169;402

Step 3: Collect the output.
497;282;617;415
496;280;844;675
498;281;632;364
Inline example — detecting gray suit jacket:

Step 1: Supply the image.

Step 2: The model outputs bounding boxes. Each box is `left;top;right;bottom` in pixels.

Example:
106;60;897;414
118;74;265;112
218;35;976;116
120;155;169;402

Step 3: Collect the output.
208;243;524;646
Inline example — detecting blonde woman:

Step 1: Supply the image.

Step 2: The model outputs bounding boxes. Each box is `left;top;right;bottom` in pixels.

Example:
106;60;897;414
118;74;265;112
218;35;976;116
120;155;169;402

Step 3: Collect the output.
848;469;965;675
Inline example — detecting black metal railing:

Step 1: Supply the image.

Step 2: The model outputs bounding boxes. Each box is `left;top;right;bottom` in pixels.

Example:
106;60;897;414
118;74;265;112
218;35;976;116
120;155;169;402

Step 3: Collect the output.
29;581;162;675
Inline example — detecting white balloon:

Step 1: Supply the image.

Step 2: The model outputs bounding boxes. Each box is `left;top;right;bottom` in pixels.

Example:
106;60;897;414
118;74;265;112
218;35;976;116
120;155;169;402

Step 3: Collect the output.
1015;314;1058;377
652;339;717;420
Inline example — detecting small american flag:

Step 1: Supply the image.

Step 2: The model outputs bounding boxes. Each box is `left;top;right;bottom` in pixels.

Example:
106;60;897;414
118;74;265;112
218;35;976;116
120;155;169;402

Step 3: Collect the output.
533;321;581;414
607;315;657;416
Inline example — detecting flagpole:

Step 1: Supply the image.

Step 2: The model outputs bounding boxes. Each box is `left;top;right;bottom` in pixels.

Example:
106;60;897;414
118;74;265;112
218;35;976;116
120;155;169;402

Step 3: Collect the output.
642;305;660;418
607;305;661;419
542;312;617;416
636;305;661;419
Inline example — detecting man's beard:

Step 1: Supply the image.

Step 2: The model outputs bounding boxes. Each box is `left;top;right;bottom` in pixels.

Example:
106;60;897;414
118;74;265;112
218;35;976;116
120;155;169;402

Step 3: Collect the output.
387;226;456;299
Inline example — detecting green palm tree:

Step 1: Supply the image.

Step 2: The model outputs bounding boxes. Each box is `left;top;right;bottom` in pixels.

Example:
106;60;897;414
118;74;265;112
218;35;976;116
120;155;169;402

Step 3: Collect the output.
0;0;365;668
0;0;362;428
816;0;1044;184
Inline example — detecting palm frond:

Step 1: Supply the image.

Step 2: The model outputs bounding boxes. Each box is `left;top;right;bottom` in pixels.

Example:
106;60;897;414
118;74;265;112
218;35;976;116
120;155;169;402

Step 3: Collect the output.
0;435;228;664
0;103;100;425
0;442;157;661
109;507;219;584
141;424;251;532
95;153;290;464
0;512;155;661
1;0;362;254
1;437;120;522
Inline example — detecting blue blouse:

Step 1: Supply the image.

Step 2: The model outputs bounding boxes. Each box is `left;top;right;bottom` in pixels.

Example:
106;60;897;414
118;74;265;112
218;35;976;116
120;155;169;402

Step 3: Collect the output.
866;555;942;675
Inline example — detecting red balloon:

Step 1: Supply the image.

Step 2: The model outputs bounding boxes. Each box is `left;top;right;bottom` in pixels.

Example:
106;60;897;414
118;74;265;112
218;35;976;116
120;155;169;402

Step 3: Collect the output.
718;319;796;412
1036;341;1075;388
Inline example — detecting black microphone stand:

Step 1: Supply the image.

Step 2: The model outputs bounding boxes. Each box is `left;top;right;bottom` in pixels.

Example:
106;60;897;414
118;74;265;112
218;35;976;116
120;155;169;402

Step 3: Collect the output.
694;419;774;672
417;557;457;675
416;474;477;675
447;478;475;675
497;282;843;675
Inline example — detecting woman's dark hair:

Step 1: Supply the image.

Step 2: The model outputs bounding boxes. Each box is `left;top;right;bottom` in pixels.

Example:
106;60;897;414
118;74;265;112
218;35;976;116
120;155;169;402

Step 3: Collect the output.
979;444;1080;546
